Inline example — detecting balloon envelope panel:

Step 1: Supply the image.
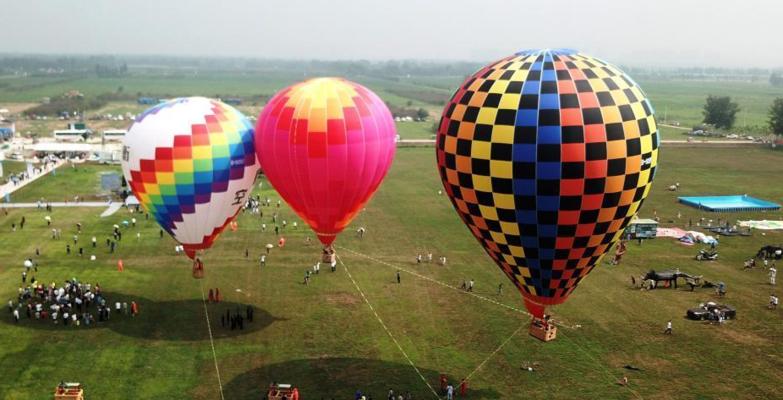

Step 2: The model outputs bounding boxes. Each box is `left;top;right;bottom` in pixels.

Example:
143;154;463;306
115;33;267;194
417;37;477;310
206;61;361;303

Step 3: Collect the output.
122;97;257;252
255;78;396;245
436;49;659;314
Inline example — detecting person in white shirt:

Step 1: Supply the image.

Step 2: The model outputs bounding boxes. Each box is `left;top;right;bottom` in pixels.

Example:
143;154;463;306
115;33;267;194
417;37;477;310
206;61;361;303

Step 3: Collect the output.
769;266;777;285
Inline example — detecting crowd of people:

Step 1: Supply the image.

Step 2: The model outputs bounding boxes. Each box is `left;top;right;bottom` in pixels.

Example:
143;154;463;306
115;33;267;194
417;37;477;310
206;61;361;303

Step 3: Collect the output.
9;276;138;326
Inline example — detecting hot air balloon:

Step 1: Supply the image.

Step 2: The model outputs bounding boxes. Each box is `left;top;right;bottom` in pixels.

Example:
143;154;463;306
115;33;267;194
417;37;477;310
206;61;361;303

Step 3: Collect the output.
122;97;258;277
255;78;396;258
436;49;659;323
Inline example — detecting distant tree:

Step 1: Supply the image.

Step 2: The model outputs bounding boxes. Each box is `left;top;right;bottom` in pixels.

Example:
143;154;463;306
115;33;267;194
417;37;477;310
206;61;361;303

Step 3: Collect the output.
416;108;429;121
406;100;413;107
703;95;740;129
769;98;783;137
771;73;783;87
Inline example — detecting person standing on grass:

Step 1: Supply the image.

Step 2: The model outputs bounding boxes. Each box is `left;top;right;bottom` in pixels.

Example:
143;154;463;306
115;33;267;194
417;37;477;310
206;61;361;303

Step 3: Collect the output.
396;270;401;284
130;301;139;317
769;265;777;285
331;259;337;272
664;320;673;335
770;294;779;309
245;248;249;258
468;279;474;292
20;216;25;229
260;254;266;267
13;308;19;323
66;245;71;255
446;384;454;400
416;254;422;264
91;236;97;248
208;289;215;303
21;271;27;283
498;283;503;295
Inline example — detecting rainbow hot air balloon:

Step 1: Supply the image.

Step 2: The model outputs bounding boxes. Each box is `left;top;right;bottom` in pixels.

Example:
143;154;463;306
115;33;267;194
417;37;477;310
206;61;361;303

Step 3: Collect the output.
255;78;396;255
122;97;258;277
436;49;659;320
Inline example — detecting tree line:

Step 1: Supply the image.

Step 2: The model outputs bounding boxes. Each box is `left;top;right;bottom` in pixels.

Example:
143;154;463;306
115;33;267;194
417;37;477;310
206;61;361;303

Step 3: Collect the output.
702;95;783;137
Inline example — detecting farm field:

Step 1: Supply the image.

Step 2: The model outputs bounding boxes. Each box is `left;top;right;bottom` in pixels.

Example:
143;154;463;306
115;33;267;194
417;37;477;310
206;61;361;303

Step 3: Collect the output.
0;146;781;399
3;70;783;138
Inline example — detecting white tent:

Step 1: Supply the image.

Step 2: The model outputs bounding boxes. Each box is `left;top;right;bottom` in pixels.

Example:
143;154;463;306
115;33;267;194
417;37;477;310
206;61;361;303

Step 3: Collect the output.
124;195;140;206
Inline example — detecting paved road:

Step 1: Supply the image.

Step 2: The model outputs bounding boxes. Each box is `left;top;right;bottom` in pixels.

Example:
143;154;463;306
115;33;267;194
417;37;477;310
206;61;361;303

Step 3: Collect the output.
1;201;123;217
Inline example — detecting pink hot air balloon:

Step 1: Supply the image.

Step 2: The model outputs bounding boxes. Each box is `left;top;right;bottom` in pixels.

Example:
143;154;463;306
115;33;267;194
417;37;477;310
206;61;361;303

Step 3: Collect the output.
255;78;396;255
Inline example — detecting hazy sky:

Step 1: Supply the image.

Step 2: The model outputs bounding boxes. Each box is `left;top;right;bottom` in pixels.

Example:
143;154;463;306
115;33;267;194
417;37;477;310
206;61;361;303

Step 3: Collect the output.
3;0;780;68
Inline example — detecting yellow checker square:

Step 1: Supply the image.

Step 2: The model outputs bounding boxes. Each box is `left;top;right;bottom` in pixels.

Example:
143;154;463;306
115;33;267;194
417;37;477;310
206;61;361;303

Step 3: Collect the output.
476;108;498;125
629;87;645;103
502;253;516;265
492;193;515;209
489;80;509;94
472;175;492;191
490;160;513;178
508;244;525;257
478;204;499;221
593;68;610;79
500;221;521;236
173;159;193;173
156;172;174;185
623;121;640;138
515;268;531;279
640;136;654;154
610;90;627;105
491;231;508;245
601;106;622;123
510;69;530;81
630;102;647;119
471;141;491;159
490;125;514;143
588;78;608;92
647;116;658;132
499;94;520;109
192;145;212;160
209;132;228;146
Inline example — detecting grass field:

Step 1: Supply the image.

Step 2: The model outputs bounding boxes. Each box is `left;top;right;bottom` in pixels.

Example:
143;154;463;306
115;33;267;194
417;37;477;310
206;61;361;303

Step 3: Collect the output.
0;145;781;399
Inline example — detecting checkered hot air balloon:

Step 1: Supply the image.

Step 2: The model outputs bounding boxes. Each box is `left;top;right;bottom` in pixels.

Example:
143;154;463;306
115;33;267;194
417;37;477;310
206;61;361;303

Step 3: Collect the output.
122;97;258;277
255;78;396;253
436;49;659;318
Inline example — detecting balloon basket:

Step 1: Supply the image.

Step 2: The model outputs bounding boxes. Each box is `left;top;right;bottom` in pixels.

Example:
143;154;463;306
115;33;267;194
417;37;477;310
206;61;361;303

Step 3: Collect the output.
54;382;83;400
529;318;557;342
321;245;336;264
192;259;205;279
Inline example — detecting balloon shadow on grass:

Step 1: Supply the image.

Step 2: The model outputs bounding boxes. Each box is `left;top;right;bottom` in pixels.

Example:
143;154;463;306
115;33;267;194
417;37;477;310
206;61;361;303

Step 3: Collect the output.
224;357;501;399
2;291;282;341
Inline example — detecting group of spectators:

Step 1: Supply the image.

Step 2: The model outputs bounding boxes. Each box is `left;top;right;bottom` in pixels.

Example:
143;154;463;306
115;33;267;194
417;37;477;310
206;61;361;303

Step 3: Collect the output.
415;252;447;266
220;305;255;331
9;276;138;326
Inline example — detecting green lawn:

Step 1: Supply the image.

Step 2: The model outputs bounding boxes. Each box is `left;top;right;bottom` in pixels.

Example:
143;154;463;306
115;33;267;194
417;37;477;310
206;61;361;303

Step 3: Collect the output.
4;163;118;203
0;145;781;399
